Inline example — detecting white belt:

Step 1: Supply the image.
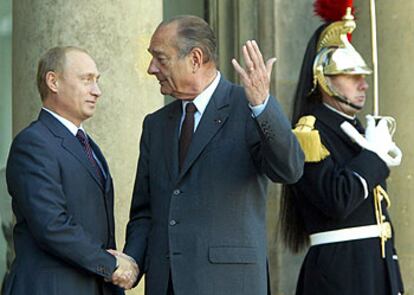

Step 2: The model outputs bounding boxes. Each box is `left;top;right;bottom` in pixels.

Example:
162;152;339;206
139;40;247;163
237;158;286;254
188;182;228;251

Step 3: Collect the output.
310;223;391;246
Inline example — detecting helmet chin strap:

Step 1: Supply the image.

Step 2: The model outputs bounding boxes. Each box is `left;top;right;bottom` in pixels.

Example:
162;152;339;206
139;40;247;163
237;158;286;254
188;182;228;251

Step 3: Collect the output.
326;79;363;111
333;94;363;110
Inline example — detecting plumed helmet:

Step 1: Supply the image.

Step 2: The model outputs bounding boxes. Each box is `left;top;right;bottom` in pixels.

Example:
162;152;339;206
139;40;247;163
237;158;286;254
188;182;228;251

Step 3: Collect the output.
312;5;372;98
291;0;373;123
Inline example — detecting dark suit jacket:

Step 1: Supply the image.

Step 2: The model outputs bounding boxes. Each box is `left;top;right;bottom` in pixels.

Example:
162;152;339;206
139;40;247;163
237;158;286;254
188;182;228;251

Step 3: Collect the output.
124;78;304;295
2;110;123;295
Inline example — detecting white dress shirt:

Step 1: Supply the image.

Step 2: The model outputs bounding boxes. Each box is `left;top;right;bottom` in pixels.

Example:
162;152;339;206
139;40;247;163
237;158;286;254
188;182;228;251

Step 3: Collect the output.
180;71;270;134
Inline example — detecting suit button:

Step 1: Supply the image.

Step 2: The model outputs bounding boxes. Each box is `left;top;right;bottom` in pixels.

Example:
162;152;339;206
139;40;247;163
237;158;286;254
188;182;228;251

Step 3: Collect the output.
169;220;177;226
173;189;181;196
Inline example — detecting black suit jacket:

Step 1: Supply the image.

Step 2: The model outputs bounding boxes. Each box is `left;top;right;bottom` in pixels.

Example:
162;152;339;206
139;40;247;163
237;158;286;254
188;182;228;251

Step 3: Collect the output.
124;77;304;295
2;110;123;295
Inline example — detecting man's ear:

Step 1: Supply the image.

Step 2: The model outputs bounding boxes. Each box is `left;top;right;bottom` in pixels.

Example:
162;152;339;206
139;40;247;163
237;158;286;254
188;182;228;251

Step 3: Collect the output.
45;71;59;93
189;47;203;73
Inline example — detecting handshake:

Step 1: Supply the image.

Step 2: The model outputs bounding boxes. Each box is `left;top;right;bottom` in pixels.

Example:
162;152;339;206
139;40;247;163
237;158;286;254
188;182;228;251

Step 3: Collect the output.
341;115;402;167
107;249;139;290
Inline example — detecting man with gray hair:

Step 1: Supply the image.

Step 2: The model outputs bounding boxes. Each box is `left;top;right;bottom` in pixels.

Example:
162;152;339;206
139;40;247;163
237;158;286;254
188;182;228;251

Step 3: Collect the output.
120;15;304;295
3;46;137;295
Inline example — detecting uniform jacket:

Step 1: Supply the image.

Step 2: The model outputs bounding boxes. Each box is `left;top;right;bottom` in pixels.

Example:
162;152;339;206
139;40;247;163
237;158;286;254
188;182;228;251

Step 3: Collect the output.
2;110;123;295
124;77;305;295
292;104;404;295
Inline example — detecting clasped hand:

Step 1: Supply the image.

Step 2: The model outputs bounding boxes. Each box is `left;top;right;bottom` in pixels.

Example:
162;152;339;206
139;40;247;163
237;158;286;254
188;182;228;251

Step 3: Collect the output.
341;115;402;167
107;249;139;290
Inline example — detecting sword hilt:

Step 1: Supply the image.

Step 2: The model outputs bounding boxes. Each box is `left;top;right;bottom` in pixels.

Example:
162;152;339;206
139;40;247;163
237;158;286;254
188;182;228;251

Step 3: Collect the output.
372;115;396;137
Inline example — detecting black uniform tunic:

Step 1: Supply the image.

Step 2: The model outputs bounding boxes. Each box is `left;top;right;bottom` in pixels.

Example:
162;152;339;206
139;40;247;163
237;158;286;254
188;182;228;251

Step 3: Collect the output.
293;104;404;295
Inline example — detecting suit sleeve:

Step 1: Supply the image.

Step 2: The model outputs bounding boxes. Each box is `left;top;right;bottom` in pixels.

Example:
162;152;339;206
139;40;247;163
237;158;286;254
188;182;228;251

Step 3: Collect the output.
247;96;305;184
6;132;117;279
124;116;152;274
295;149;390;220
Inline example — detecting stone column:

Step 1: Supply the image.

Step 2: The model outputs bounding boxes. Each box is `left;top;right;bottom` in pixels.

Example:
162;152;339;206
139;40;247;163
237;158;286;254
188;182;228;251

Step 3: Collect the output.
0;0;13;285
13;1;163;294
0;0;12;168
354;0;414;293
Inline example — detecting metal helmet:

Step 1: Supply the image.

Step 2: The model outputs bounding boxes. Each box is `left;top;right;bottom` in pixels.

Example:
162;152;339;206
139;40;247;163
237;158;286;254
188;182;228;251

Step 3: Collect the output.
312;8;372;108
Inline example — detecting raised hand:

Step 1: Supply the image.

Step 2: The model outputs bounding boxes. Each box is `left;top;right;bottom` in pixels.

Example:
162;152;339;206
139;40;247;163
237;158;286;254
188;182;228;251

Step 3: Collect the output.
231;40;276;106
107;249;139;290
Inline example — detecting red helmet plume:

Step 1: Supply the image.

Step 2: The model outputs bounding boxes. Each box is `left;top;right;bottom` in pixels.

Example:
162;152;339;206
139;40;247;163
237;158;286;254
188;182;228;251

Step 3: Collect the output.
314;0;354;23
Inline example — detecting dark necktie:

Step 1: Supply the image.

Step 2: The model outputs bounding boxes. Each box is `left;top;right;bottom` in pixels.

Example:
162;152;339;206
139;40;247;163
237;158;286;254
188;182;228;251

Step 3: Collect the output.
353;119;365;134
346;118;365;134
179;102;197;170
76;129;105;186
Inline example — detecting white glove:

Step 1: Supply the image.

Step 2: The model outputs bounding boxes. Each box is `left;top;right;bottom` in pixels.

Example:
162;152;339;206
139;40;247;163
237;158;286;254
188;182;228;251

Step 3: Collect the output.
340;116;402;167
365;115;402;166
365;115;393;156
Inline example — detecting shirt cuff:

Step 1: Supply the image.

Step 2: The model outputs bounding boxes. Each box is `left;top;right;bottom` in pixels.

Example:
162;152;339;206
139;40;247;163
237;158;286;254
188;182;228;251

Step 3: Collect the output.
353;172;369;199
249;95;270;118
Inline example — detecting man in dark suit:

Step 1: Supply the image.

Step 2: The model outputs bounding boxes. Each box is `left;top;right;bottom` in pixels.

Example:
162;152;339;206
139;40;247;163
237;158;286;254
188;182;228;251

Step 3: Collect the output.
121;15;304;295
2;46;137;295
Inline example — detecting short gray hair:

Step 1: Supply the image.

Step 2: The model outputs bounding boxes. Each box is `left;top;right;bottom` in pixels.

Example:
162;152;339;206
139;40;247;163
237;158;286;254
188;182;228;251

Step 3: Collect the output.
161;15;218;64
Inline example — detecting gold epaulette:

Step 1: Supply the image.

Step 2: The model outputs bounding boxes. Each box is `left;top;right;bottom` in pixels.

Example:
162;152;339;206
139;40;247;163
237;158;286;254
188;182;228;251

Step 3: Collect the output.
293;115;330;163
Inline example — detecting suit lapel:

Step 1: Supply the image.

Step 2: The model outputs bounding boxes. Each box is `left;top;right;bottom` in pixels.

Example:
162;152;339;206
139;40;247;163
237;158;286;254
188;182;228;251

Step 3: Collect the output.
178;78;231;179
89;138;111;192
164;101;182;183
62;138;105;190
38;110;104;190
89;136;114;240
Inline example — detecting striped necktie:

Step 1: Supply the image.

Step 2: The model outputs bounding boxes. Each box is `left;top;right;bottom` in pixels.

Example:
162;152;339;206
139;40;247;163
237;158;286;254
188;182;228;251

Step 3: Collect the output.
76;129;105;186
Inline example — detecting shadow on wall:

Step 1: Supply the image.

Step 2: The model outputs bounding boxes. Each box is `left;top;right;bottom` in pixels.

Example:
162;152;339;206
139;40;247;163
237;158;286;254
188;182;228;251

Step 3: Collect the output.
0;167;14;292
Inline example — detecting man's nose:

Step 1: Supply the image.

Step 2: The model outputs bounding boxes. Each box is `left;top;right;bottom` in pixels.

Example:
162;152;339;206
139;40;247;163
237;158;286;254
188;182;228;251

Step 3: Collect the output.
92;82;102;97
359;76;369;91
147;58;159;75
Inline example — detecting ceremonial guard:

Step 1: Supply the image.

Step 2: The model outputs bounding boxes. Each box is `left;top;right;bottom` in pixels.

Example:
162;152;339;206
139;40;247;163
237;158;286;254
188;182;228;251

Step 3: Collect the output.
279;0;404;294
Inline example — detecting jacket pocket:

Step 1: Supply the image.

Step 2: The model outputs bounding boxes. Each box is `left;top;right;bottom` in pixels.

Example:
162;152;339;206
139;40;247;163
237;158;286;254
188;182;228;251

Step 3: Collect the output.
208;246;257;264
